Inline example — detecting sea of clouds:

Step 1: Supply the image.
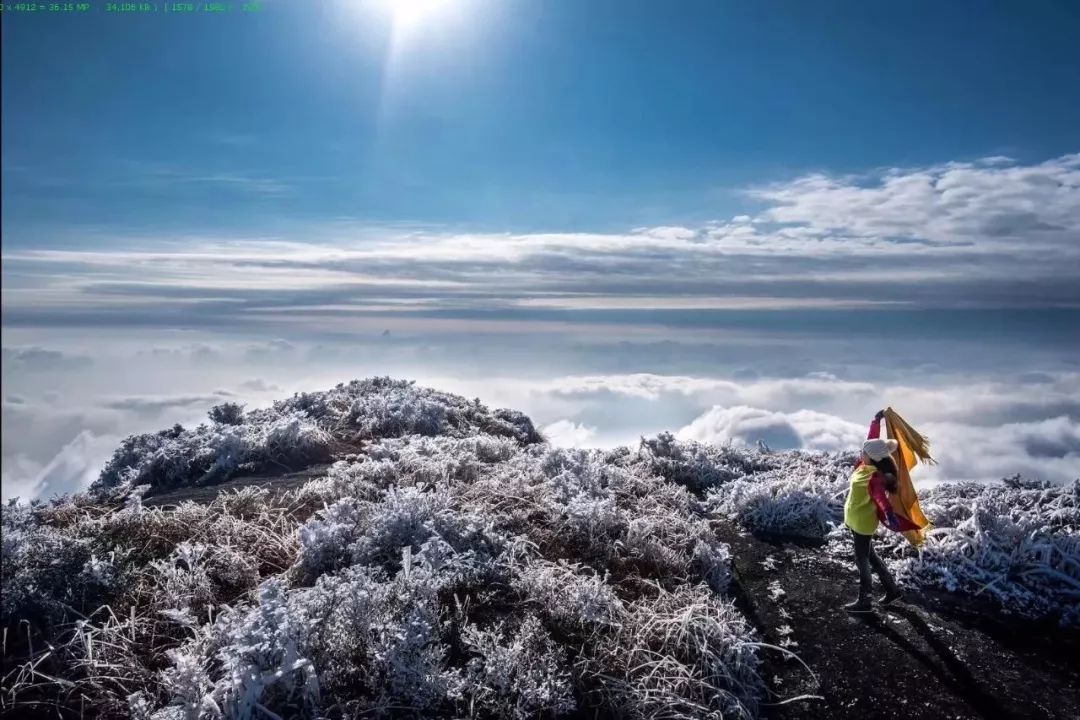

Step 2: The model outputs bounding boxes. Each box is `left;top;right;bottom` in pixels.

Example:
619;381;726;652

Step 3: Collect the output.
4;153;1078;499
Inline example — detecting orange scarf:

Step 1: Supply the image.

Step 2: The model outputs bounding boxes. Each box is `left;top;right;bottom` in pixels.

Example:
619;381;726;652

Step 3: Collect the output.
883;407;933;546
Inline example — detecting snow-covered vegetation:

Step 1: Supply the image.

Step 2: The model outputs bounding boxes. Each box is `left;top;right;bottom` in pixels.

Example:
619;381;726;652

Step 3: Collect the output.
859;476;1080;626
94;378;542;494
2;378;1077;718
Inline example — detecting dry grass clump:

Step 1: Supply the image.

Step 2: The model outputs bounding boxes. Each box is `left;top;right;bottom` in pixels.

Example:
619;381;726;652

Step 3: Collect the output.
578;585;762;720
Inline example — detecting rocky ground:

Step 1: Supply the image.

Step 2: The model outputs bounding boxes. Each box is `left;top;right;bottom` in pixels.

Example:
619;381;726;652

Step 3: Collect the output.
718;525;1080;720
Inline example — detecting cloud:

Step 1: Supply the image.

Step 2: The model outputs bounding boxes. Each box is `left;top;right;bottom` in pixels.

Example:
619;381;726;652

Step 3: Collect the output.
239;378;281;393
3;154;1079;342
8;431;120;501
136;344;221;361
101;392;232;419
2;338;1078;499
1;387;236;501
243;339;296;360
676;405;865;452
2;152;1078;497
920;416;1080;485
2;346;94;371
541;419;598;448
748;153;1080;251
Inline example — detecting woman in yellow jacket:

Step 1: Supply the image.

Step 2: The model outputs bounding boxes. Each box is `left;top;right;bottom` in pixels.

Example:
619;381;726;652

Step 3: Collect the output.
843;410;909;613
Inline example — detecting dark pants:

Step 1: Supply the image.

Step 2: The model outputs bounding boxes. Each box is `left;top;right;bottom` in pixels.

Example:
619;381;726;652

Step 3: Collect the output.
852;530;897;598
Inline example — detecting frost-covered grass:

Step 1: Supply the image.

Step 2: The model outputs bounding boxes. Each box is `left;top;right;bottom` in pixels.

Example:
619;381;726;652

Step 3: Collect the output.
3;378;1076;718
851;476;1080;625
2;380;765;719
706;452;851;540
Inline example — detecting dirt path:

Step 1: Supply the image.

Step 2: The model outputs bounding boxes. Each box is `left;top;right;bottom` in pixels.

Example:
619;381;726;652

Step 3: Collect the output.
143;464;332;507
717;525;1080;720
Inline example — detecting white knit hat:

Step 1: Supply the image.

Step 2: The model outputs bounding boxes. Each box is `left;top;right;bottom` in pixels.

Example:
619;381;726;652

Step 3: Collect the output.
862;438;899;462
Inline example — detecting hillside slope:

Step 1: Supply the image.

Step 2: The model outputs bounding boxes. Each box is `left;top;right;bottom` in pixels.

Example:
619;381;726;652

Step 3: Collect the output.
3;378;1077;719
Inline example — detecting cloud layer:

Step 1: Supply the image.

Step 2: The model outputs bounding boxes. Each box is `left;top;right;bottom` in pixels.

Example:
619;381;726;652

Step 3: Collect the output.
4;154;1079;342
3;154;1078;498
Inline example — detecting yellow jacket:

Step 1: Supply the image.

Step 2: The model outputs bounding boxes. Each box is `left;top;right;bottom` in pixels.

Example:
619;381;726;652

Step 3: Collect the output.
844;465;879;535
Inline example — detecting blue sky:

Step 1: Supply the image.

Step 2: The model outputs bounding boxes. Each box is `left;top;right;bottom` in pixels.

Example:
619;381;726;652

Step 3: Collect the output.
3;0;1080;236
3;1;1080;499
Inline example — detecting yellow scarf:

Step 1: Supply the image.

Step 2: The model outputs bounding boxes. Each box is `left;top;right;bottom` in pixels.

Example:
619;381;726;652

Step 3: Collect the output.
883;407;933;546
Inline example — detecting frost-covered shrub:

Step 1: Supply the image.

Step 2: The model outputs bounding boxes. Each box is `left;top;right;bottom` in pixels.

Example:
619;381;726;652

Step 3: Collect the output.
882;479;1080;624
259;413;333;467
470;433;522;463
296;484;511;589
296;565;464;714
296;497;366;577
636;432;776;492
481;408;543;445
349;387;449;438
580;586;763;720
208;402;245;426
515;559;623;629
93;414;332;493
268;378;540;446
292;458;396;507
146;542;259;615
350;485;460;568
164;578;320;720
1;500;108;626
707;453;849;540
462;615;576;719
694;533;734;595
147;542;218;615
96;379;544;495
216;486;270;519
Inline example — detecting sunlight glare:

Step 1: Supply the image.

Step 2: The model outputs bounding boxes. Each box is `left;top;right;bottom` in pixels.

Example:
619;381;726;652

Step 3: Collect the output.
383;0;452;30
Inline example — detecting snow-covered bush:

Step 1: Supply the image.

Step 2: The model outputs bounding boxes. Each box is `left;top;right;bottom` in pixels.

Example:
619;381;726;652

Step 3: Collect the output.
296;483;513;593
268;378;541;445
208;402;245;426
636;432;775;492
95;379;542;494
291;458;394;507
146;542;259;615
295;496;367;577
707;453;849;540
461;615;576;719
216;486;270;519
580;585;763;720
515;559;623;629
160;578;319;720
880;479;1080;624
293;564;464;715
1;499;120;627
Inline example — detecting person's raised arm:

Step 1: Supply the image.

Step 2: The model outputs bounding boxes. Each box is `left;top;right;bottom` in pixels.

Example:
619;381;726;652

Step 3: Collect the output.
867;409;885;440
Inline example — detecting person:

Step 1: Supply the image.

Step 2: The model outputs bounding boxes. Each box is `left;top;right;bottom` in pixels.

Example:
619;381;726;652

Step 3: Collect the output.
842;409;911;613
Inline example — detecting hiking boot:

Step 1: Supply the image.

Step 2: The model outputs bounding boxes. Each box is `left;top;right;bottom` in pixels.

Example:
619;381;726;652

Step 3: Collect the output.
844;597;873;613
879;589;904;606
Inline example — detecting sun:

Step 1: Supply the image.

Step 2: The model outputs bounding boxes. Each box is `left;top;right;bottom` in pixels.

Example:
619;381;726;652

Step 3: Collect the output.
383;0;452;29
